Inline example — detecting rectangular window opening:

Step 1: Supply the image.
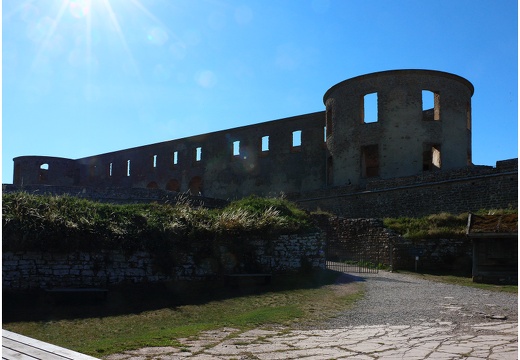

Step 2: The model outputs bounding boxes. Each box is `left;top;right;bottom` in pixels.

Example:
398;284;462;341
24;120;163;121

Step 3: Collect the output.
423;144;442;171
127;160;131;177
233;140;240;156
323;126;327;143
261;136;269;152
361;144;379;177
422;90;440;121
153;155;157;168
109;163;113;177
195;147;202;162
326;108;332;136
292;130;302;149
362;93;378;123
173;151;178;165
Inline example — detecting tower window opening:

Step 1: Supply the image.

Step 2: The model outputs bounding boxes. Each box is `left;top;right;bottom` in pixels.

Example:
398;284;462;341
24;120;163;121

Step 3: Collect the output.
233;141;240;156
422;90;440;121
423;144;442;171
261;136;269;152
127;160;131;177
362;92;378;123
109;162;113;177
153;155;157;168
39;163;49;182
361;145;379;177
173;151;178;165
292;130;302;150
327;156;333;186
326;107;332;136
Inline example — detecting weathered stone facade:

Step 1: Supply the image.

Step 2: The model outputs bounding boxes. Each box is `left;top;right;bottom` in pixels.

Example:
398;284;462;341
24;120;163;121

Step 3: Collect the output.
295;159;517;218
315;216;473;274
12;70;481;203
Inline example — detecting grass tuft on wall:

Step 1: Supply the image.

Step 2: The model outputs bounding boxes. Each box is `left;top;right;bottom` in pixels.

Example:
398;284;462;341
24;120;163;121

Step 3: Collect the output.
2;192;316;254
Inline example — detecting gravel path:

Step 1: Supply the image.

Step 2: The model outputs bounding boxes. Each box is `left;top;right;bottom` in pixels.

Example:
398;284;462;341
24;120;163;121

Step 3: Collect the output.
323;271;517;329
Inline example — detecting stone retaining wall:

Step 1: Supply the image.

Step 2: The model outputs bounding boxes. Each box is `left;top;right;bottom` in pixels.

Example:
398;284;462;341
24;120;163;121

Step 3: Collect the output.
314;216;472;274
3;232;325;290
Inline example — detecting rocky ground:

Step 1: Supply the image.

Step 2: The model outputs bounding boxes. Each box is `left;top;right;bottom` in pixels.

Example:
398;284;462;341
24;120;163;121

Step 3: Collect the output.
105;271;518;359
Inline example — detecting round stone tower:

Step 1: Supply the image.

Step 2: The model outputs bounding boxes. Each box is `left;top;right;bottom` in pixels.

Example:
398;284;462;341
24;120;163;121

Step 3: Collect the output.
323;69;474;186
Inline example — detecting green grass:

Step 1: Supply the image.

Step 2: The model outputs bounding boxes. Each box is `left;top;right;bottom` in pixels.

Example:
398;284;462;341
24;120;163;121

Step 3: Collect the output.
398;271;517;294
2;270;363;357
2;193;316;253
383;209;518;239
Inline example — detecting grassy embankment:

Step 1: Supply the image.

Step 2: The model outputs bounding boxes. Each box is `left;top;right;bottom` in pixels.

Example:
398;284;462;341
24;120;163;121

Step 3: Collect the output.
2;193;516;356
2;193;363;356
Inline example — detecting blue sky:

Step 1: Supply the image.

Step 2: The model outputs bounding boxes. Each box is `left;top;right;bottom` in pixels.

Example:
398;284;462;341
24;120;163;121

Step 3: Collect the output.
2;0;518;184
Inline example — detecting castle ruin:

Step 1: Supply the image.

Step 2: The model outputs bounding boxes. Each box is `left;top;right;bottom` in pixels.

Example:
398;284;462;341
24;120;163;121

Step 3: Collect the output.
10;70;517;217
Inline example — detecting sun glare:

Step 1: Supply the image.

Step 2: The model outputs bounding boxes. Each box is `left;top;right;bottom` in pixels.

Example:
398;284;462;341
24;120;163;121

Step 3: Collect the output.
21;0;161;76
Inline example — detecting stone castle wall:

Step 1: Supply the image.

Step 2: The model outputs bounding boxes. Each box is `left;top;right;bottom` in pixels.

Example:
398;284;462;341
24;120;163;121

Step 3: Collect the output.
315;216;473;274
3;233;325;290
295;160;517;218
11;70;483;202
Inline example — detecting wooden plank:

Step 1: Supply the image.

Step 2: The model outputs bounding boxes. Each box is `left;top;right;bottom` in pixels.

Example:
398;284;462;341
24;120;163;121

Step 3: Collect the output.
2;345;38;359
2;330;99;360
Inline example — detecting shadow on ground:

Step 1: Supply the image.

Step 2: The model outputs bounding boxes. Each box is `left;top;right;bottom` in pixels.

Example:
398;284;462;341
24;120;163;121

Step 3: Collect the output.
3;269;364;323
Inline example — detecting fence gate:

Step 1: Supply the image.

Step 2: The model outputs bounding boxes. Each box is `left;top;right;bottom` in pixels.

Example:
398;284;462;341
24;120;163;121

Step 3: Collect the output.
325;238;379;274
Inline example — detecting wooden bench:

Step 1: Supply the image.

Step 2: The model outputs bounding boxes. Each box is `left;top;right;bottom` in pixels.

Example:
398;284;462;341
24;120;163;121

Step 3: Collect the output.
224;273;272;286
3;329;100;359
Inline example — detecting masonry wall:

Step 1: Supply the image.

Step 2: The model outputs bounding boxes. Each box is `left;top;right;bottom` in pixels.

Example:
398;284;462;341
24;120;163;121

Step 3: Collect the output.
295;160;517;218
324;70;474;187
3;232;325;290
315;216;473;274
13;112;327;199
12;70;481;202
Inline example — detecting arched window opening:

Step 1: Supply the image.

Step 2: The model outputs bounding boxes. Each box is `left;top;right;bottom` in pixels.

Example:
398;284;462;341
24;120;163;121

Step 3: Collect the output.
147;181;159;189
38;163;49;182
166;179;180;192
188;176;203;196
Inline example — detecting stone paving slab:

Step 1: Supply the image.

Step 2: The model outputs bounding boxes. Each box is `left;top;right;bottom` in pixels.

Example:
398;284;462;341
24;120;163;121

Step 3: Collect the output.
104;321;517;359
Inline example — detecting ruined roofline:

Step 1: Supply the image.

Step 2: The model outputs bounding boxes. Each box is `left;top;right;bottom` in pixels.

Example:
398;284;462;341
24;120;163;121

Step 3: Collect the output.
323;69;475;104
74;110;326;161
